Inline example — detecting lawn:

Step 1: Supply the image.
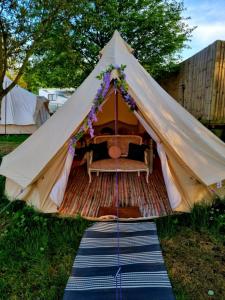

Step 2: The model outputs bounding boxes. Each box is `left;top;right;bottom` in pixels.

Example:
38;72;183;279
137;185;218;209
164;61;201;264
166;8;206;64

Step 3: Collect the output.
0;135;225;299
0;192;91;300
0;134;29;155
157;206;225;299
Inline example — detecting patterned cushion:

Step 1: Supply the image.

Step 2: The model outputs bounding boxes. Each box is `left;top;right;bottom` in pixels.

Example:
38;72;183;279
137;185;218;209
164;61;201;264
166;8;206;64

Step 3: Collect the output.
108;146;121;159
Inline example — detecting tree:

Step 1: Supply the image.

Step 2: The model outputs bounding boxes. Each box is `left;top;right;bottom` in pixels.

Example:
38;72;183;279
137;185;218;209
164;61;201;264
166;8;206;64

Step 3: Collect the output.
25;0;193;90
0;0;70;106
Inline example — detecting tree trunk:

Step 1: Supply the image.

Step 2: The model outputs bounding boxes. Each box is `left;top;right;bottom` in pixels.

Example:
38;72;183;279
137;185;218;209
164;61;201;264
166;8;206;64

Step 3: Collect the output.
0;92;3;119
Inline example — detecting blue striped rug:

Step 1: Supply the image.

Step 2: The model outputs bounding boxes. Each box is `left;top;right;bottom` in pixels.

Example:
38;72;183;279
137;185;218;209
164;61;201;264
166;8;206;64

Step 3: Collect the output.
63;222;175;300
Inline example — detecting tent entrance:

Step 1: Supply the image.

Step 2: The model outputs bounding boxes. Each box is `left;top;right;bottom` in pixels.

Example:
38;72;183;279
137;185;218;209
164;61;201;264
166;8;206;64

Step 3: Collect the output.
57;88;175;219
59;154;172;219
59;111;173;220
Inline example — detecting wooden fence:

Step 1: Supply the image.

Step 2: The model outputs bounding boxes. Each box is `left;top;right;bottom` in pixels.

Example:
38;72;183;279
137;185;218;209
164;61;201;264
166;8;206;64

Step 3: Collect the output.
159;40;225;126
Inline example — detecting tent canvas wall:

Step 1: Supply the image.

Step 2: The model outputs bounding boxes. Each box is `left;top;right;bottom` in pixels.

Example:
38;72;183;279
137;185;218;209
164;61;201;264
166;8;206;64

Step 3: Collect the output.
0;77;50;134
1;31;225;219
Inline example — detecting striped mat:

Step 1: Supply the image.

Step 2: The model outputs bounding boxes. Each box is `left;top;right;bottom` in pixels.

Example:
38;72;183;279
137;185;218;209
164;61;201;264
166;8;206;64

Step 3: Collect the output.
63;222;175;300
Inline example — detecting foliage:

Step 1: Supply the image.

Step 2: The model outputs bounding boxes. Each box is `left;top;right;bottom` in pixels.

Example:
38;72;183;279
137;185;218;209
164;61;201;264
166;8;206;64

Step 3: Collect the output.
0;0;71;102
25;0;193;91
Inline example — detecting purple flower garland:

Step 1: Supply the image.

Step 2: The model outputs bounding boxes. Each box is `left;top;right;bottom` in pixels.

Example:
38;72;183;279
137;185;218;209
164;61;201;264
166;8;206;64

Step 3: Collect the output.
70;64;137;148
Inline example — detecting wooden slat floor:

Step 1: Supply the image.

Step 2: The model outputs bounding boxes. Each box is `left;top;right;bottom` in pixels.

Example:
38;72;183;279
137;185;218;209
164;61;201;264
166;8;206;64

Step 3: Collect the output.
59;161;172;218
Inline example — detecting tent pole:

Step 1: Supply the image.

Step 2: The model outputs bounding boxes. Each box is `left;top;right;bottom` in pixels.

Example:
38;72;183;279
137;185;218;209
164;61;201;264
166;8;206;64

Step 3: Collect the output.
115;85;118;135
114;81;122;300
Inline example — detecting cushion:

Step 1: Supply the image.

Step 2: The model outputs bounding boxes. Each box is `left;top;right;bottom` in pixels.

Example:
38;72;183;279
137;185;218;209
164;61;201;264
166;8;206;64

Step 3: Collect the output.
93;135;142;156
128;143;148;162
90;141;109;161
108;146;121;159
90;158;148;171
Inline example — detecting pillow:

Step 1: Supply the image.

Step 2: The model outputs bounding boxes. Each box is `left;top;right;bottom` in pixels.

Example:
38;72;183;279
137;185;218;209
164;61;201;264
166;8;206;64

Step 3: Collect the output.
90;141;109;161
108;146;121;159
128;143;148;162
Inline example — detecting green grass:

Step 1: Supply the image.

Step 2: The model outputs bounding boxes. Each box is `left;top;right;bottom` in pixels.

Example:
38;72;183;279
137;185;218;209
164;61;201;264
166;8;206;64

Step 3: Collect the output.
0;135;225;299
0;177;91;300
0;136;92;299
156;199;225;300
0;134;29;155
1;192;225;300
0;134;29;143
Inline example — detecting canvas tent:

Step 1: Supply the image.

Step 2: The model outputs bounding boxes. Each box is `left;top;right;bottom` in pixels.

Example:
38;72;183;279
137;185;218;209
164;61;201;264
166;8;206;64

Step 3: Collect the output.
1;31;225;218
0;77;50;134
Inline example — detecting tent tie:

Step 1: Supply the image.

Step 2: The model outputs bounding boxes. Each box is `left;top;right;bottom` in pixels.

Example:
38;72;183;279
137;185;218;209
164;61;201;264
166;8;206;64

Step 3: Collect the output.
115;266;121;278
0;188;24;216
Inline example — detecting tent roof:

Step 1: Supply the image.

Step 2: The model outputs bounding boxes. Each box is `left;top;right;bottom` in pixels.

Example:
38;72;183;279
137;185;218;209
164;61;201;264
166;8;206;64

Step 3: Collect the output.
1;31;225;188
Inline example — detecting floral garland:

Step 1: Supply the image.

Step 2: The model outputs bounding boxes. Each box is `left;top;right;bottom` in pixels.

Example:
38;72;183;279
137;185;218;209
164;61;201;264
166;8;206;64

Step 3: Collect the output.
70;64;137;148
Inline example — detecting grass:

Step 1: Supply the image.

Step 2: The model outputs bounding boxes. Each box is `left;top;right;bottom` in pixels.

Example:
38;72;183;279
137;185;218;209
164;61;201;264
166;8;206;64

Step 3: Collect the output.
156;201;225;300
0;134;29;143
1;192;225;300
0;135;225;299
0;185;91;299
0;134;29;155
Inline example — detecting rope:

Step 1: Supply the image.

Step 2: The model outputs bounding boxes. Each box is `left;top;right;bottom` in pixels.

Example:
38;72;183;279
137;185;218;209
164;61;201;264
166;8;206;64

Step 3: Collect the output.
0;200;13;215
0;188;24;216
114;81;122;300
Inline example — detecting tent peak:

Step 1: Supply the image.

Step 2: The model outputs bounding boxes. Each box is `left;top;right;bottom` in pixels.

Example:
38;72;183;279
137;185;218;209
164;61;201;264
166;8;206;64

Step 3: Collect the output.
99;31;134;57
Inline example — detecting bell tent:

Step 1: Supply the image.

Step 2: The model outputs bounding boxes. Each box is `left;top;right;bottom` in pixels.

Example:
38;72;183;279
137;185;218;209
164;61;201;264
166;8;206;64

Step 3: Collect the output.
0;31;225;219
0;76;50;134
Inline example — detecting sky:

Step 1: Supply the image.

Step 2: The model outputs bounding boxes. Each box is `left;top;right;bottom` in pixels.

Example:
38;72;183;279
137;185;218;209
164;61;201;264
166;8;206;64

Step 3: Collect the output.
181;0;225;60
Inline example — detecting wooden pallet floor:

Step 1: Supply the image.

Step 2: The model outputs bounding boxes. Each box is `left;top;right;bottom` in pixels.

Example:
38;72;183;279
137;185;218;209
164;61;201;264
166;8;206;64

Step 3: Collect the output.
59;158;172;218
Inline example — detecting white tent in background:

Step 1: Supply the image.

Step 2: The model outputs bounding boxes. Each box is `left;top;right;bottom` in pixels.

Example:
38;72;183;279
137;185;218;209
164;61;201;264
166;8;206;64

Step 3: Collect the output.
0;77;50;134
0;31;225;219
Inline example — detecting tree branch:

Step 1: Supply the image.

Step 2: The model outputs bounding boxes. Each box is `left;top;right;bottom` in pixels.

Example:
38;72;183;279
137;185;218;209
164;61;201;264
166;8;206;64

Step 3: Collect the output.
1;44;34;97
0;19;8;86
1;1;64;98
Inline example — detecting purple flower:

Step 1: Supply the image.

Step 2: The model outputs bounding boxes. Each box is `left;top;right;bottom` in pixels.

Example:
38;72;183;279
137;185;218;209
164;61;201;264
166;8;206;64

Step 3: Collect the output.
89;128;94;138
88;118;92;127
102;72;111;97
120;86;125;94
102;89;108;98
69;139;73;146
96;87;102;96
69;143;75;155
92;113;98;122
80;125;85;131
124;94;129;101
